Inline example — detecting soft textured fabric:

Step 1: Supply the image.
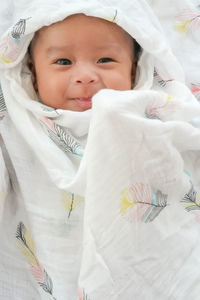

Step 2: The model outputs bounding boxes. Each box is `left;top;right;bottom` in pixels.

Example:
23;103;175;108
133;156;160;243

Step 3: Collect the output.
0;0;200;299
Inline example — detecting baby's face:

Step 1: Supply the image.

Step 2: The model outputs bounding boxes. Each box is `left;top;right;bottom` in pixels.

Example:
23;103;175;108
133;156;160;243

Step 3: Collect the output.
30;14;136;111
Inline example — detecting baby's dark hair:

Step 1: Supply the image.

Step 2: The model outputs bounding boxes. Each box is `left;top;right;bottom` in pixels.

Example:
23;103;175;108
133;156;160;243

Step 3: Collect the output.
133;39;142;61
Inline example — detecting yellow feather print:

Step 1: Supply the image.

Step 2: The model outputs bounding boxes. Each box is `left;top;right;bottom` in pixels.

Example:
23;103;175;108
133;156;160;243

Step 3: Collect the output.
174;20;192;33
61;190;83;212
182;183;200;218
17;241;40;267
182;193;200;209
182;202;196;210
24;226;35;253
196;193;200;206
1;53;12;63
120;188;136;216
16;223;39;267
167;94;173;102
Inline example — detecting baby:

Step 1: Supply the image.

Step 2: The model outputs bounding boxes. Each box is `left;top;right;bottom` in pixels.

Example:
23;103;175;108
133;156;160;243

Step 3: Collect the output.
1;3;200;300
28;13;139;111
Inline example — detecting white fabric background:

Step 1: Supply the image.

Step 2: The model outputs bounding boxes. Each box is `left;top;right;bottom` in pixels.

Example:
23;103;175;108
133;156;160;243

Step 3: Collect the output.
0;1;200;300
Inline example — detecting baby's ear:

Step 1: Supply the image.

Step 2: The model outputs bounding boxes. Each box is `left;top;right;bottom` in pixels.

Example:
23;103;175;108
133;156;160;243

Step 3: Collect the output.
27;57;38;91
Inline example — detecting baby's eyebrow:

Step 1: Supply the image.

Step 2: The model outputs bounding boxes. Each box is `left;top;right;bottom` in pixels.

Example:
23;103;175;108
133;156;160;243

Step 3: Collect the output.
46;46;70;55
46;43;122;55
94;43;123;51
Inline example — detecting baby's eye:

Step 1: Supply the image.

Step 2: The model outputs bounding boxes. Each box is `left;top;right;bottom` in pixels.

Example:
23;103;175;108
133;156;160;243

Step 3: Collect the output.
56;58;72;65
97;57;114;63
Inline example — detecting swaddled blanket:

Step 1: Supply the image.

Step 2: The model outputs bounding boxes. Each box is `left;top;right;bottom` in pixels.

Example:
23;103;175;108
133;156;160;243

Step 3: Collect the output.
0;0;200;300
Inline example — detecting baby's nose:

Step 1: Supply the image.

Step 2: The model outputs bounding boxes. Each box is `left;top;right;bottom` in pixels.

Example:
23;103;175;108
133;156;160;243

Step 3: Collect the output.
72;64;99;85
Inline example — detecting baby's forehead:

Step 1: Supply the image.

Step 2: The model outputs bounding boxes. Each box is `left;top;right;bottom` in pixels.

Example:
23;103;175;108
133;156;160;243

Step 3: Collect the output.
30;14;135;59
37;14;132;43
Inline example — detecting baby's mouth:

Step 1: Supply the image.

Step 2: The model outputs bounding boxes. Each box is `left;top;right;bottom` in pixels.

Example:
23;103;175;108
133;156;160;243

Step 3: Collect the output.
74;97;92;110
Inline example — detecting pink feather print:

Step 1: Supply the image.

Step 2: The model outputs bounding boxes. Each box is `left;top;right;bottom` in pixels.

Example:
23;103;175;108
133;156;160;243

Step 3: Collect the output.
30;264;45;284
176;8;200;22
120;183;167;223
78;289;82;300
129;183;153;222
78;288;90;300
145;103;161;120
129;183;151;202
193;211;200;224
145;92;179;120
191;83;200;100
41;116;56;132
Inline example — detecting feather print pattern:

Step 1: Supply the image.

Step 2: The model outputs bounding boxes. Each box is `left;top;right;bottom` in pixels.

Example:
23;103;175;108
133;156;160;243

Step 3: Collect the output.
0;34;20;63
0;85;6;120
61;190;84;218
104;9;118;23
54;123;83;156
154;69;173;88
0;18;30;64
11;19;27;40
41;117;84;157
175;7;200;33
120;183;168;223
145;93;177;120
112;10;118;22
181;182;200;212
78;288;90;300
191;83;200;101
16;222;56;299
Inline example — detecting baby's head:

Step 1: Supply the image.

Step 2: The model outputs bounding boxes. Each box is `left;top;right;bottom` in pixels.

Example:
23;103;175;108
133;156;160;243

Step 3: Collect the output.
29;14;139;111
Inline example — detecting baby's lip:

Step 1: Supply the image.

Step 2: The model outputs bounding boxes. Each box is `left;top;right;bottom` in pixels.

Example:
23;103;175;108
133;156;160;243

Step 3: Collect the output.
74;97;92;110
76;97;92;101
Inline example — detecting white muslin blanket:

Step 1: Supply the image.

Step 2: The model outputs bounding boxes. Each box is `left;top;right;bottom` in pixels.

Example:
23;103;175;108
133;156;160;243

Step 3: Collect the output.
0;0;200;299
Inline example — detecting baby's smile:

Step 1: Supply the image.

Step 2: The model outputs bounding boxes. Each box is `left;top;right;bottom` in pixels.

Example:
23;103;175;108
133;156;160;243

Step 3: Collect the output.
73;97;93;110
